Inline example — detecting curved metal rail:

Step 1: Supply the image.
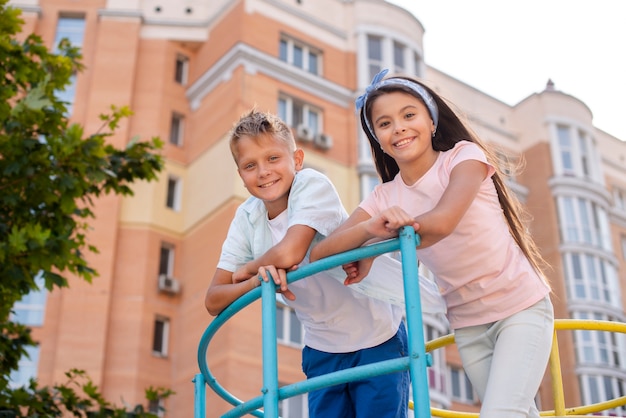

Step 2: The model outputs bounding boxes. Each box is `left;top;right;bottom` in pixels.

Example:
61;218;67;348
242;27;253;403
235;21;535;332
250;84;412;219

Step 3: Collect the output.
194;225;626;418
422;320;626;418
195;226;432;418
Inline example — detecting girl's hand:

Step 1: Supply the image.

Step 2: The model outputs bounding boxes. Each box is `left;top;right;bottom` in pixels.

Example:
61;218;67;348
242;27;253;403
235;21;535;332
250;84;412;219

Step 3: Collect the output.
365;206;419;238
258;265;297;301
343;257;375;285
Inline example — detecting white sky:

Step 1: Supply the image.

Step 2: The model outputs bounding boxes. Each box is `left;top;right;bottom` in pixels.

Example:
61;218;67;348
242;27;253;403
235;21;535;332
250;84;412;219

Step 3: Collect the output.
387;0;626;141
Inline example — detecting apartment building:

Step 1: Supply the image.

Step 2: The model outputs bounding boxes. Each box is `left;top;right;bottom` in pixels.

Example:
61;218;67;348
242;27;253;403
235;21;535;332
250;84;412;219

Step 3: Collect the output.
8;0;626;416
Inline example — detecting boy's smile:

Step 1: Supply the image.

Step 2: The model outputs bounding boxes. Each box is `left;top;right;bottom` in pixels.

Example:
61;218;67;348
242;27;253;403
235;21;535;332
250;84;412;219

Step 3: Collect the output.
234;133;304;219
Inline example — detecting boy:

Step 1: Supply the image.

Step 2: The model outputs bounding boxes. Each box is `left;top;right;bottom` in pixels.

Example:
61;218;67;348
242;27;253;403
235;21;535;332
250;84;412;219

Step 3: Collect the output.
205;109;408;418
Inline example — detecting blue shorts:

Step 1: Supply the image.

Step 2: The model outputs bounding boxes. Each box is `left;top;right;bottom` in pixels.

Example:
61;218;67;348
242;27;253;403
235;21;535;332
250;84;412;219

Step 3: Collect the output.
302;323;409;418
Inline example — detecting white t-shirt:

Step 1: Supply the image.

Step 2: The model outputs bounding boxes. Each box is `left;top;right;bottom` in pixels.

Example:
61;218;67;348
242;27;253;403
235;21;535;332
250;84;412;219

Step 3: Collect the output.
218;168;403;353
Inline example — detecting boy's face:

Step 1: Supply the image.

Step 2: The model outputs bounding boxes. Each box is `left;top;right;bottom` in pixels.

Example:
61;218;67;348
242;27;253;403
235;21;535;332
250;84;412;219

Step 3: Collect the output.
234;133;304;219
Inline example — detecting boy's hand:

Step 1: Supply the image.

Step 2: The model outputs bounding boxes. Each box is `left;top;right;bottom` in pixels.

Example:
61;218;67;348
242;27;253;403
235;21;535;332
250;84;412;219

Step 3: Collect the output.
232;266;255;284
342;257;375;285
258;265;297;301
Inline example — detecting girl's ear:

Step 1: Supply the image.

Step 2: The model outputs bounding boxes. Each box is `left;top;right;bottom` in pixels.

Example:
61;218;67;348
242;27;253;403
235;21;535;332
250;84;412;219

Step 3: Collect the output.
294;148;305;170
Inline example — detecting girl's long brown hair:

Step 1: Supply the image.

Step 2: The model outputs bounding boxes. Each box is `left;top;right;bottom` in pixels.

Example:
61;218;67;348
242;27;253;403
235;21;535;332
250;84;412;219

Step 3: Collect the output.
360;77;549;280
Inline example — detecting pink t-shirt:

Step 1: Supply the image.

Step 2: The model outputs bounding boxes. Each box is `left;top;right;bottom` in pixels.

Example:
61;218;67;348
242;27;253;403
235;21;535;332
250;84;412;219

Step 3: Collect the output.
360;141;550;330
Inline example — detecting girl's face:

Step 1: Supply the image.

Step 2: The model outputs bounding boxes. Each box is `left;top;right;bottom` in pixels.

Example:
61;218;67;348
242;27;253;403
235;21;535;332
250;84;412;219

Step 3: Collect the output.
234;133;303;219
370;91;438;183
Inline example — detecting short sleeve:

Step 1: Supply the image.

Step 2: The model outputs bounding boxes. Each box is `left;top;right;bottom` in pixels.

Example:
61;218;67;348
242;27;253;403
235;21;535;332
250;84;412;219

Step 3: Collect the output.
288;169;347;237
216;205;254;273
446;141;495;179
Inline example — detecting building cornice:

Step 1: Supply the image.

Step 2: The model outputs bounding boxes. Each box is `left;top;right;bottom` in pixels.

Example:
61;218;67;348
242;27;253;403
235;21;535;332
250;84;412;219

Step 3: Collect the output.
186;42;354;111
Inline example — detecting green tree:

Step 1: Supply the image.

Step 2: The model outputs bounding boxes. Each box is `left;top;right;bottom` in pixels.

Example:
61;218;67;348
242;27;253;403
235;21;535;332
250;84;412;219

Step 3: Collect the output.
1;0;169;415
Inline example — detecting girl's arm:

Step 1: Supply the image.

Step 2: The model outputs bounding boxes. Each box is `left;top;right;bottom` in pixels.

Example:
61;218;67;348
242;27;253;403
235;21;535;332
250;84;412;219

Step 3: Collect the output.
311;159;488;261
411;159;487;248
310;208;380;262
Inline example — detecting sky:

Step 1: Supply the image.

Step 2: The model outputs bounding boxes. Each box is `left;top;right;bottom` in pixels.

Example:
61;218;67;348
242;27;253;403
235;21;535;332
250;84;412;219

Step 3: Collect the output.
387;0;626;141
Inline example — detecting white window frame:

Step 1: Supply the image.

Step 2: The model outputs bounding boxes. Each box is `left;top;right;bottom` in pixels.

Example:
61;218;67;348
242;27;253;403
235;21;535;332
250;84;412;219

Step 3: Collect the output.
152;316;170;357
573;311;626;367
9;345;40;389
448;366;476;404
579;374;626;416
165;175;182;211
279;36;321;75
613;187;626;212
169;112;184;146
53;16;85;116
552;123;601;182
11;272;47;326
557;196;612;251
562;252;619;307
278;388;308;418
159;243;175;276
276;301;304;348
174;54;189;85
277;96;321;137
366;34;384;81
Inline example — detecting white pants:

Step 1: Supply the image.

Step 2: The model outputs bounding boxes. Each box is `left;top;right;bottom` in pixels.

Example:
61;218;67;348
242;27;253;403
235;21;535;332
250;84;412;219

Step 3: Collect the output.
453;296;554;418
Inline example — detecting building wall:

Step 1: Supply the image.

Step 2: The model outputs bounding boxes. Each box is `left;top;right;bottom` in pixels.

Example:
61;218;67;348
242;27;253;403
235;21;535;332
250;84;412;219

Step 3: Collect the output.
8;0;626;417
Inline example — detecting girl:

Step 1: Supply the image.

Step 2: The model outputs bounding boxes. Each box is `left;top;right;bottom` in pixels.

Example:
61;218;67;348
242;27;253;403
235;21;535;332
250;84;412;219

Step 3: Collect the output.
310;69;554;418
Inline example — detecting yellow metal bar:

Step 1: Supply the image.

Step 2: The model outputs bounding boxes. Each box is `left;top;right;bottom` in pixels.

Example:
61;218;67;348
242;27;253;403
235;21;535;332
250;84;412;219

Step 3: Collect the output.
420;319;626;418
548;329;566;416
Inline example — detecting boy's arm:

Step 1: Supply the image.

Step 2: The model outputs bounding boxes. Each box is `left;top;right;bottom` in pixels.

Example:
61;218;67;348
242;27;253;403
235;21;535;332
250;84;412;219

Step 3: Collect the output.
205;268;260;316
232;224;317;282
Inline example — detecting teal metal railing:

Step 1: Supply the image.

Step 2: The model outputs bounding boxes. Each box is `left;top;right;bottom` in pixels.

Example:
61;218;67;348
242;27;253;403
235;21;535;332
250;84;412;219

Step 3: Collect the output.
195;226;432;417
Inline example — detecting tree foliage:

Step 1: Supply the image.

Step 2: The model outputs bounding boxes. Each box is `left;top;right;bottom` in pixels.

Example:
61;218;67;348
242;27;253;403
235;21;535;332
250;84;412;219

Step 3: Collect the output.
0;0;169;414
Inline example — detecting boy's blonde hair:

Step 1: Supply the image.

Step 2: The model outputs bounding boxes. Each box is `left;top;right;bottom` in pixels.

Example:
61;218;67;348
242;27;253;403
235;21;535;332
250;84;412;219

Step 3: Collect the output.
229;109;296;162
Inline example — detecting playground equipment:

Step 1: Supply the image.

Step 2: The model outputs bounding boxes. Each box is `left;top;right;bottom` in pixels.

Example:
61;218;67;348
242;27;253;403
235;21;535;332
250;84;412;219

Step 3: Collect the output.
195;226;626;417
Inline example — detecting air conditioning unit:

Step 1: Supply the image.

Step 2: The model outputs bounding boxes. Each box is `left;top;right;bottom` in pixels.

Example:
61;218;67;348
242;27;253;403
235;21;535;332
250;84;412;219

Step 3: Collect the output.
313;133;333;150
296;124;314;142
158;274;181;295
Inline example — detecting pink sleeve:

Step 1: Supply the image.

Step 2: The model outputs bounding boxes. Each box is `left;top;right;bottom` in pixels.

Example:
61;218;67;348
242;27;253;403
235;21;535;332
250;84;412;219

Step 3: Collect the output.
446;141;495;179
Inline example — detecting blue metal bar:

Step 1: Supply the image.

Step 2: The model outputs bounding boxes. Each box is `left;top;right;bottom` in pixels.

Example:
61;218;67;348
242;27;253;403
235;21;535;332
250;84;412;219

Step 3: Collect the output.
399;227;431;417
261;277;280;417
222;357;411;418
193;373;206;418
195;228;429;418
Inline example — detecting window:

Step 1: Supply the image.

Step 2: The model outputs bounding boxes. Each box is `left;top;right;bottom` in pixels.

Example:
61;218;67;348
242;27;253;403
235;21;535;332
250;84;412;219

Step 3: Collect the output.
425;325;446;394
449;366;475;404
614;187;626;212
11;273;47;326
174;54;188;84
9;345;39;389
148;397;165;417
555;124;599;180
393;41;405;73
277;96;321;139
562;253;618;306
279;37;321;75
573;312;626;367
278;386;308;418
159;244;174;276
622;235;626;261
152;316;170;357
557;125;574;175
558;196;611;251
276;303;304;347
53;16;85;116
165;176;182;211
367;35;383;81
579;374;626;416
169;112;184;146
